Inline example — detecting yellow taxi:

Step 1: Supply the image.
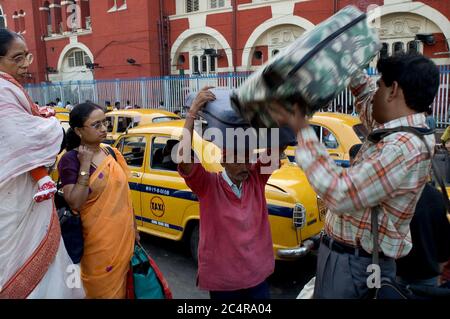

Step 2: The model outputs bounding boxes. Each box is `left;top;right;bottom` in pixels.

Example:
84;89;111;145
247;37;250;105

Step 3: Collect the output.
49;112;70;182
55;112;70;132
50;107;70;131
104;109;181;145
114;120;324;262
53;107;70;116
286;112;367;167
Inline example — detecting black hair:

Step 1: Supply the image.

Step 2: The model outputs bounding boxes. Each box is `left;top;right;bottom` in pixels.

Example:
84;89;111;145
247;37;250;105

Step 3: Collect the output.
377;53;440;113
0;28;23;57
66;102;103;151
0;28;25;56
349;143;362;161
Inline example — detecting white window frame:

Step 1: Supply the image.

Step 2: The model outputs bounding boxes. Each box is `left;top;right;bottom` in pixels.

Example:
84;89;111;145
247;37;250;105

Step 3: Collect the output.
46;7;52;35
108;0;127;13
379;39;423;57
186;0;200;13
407;40;420;54
85;16;91;30
192;56;199;74
173;0;230;16
190;54;217;75
209;0;226;9
118;0;127;11
110;0;118;11
67;50;91;68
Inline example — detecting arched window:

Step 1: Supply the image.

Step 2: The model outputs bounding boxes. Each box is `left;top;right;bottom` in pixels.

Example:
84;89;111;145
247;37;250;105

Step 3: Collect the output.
18;10;25;33
67;50;91;68
407;40;419;54
200;55;207;73
70;6;77;31
43;1;51;35
0;6;6;29
53;0;63;33
13;11;19;32
393;42;404;55
84;0;91;30
380;42;388;59
209;55;216;73
192;56;199;74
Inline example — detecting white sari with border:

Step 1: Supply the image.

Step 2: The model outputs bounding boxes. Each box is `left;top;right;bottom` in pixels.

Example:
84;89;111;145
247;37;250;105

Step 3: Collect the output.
0;75;85;299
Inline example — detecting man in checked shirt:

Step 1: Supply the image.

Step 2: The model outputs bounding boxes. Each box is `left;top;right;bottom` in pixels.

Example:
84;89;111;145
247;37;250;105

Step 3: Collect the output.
269;53;440;298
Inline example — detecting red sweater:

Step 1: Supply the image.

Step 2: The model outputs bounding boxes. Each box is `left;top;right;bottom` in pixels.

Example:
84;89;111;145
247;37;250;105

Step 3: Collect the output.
179;162;275;291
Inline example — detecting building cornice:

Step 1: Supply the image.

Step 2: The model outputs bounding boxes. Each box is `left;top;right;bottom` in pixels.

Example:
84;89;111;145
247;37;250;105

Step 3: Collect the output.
44;30;92;41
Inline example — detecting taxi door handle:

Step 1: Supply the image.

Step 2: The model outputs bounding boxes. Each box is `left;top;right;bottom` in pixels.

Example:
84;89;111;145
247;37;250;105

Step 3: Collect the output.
329;153;340;157
131;172;142;178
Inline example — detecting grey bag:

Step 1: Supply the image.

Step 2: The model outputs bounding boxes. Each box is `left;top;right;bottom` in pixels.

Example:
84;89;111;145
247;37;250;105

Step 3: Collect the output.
232;5;381;128
184;88;297;150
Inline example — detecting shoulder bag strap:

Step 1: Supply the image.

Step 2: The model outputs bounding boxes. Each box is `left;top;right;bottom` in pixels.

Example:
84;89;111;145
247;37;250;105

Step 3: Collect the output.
105;145;117;161
371;207;380;266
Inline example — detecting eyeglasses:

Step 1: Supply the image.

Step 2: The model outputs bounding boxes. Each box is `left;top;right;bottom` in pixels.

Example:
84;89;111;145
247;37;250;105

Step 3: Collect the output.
0;53;34;66
85;119;110;130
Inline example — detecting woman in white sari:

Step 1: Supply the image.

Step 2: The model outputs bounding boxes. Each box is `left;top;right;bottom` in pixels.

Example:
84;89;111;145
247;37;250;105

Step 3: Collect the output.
0;29;84;299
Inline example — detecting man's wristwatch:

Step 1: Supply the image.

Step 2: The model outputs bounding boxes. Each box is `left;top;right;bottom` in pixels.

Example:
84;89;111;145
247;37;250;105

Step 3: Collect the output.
79;170;89;177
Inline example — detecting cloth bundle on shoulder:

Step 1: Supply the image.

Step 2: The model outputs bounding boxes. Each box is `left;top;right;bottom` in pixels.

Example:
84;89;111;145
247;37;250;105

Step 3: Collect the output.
232;5;381;128
184;88;298;150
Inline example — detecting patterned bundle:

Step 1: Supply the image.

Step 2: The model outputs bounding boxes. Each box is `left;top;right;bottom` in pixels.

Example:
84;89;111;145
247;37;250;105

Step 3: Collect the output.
232;5;381;128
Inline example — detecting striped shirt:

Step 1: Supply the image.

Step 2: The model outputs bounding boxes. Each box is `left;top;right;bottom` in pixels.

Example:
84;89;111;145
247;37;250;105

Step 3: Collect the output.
221;170;243;198
295;71;435;259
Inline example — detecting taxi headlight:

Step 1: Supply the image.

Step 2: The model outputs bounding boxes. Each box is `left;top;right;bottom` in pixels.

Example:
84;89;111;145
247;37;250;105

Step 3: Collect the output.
293;203;306;229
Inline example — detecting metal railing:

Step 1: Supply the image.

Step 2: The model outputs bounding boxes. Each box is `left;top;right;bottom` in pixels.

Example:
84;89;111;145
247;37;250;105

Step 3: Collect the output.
25;66;450;127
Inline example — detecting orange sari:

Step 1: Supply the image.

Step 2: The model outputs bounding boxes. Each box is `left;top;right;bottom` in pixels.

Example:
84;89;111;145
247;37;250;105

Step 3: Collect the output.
79;147;134;299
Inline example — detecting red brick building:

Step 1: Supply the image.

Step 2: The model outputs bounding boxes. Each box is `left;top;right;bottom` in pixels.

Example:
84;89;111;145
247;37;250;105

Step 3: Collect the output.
0;0;448;84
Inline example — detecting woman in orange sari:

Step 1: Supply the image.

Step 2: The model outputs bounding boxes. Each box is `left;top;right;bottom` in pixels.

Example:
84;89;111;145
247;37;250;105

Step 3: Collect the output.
58;102;138;298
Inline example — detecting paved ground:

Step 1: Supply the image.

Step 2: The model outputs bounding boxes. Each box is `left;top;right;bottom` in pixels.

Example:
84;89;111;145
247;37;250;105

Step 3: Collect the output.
140;233;317;299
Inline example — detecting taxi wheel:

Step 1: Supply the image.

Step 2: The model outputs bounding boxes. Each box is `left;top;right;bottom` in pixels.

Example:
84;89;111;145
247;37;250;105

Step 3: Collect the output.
189;224;199;264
